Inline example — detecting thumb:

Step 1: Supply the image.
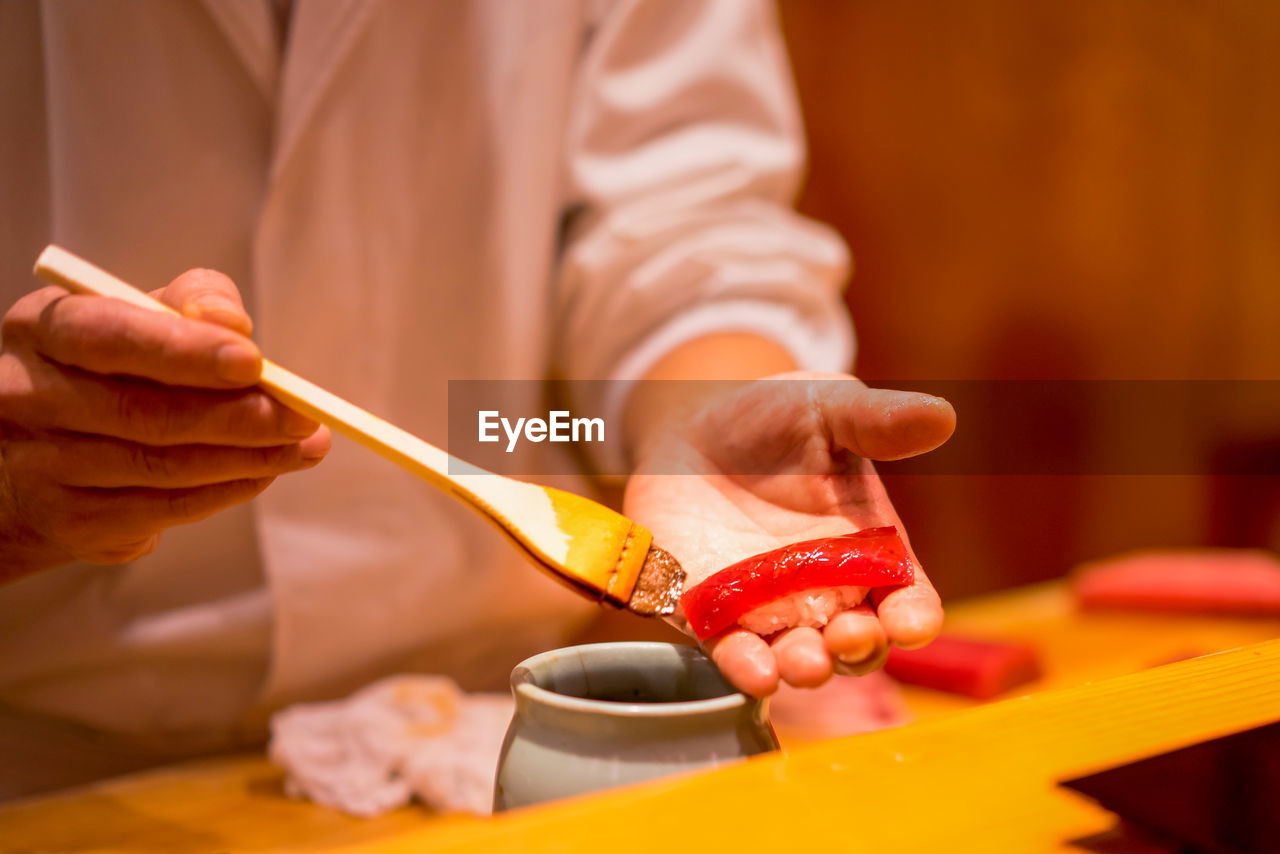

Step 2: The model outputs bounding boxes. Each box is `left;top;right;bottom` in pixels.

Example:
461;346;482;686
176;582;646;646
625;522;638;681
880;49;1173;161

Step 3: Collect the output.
822;384;956;461
153;268;254;337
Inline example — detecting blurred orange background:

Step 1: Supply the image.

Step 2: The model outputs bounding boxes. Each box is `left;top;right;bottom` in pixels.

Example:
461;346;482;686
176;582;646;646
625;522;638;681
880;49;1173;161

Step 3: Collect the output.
778;1;1280;597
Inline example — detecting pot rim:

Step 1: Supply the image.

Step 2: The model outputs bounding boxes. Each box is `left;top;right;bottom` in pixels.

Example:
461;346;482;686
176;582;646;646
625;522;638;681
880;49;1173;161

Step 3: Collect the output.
511;641;755;718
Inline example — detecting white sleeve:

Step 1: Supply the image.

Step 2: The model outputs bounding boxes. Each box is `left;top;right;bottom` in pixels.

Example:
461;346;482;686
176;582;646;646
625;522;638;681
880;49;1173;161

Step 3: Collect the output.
553;0;856;404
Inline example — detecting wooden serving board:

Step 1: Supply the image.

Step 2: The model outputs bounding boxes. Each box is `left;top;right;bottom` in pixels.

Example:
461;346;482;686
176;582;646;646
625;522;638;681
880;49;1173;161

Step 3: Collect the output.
358;638;1280;854
3;584;1277;853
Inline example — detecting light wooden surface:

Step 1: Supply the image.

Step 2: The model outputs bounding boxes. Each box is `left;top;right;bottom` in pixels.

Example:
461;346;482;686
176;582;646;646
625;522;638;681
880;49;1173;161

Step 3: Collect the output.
899;581;1280;720
2;582;1277;853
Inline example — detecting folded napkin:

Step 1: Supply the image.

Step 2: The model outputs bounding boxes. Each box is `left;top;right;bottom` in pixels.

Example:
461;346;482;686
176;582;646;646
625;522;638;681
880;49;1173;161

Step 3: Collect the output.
269;675;513;817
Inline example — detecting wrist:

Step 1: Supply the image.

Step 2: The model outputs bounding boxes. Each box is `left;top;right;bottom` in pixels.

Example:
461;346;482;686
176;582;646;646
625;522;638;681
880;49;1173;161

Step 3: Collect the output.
622;333;799;466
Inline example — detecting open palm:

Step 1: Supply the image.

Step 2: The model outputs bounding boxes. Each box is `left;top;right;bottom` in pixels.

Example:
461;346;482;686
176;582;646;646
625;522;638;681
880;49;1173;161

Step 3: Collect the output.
624;373;955;696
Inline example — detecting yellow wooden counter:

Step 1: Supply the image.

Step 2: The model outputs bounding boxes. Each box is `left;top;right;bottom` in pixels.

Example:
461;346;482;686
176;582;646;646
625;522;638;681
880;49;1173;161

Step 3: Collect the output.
3;582;1278;854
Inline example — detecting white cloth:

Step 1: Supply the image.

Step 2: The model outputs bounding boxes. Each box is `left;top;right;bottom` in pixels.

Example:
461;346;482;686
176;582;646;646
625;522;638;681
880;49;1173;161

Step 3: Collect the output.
0;0;852;791
269;675;513;817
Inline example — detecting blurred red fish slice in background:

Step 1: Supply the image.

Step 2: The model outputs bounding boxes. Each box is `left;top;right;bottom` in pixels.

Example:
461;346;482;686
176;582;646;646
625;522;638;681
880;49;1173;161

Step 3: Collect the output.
1073;550;1280;615
884;635;1042;699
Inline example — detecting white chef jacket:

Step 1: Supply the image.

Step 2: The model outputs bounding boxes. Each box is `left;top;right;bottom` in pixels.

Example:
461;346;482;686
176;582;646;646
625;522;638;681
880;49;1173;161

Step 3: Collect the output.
0;0;852;793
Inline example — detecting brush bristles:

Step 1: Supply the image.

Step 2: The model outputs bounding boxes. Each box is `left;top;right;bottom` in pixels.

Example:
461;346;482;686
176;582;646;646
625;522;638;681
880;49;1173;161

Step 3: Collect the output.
626;545;686;616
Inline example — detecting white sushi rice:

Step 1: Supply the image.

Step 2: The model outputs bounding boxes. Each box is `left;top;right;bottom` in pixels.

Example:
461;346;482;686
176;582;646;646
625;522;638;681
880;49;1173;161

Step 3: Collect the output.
738;585;869;636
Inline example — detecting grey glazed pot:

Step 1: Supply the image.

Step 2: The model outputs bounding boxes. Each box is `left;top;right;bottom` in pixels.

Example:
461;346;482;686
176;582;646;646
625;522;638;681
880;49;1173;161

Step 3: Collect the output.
493;641;779;811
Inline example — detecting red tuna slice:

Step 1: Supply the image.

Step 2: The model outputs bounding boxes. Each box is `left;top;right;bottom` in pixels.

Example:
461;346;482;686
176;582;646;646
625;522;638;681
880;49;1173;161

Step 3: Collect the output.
884;635;1042;699
680;527;913;641
1072;550;1280;616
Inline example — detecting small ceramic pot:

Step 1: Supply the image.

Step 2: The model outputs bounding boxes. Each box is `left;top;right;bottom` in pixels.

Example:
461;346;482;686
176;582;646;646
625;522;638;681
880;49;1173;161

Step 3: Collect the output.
493;641;778;811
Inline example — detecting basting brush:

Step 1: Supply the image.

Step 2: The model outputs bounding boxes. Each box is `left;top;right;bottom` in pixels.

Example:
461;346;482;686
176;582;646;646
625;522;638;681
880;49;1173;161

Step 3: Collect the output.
33;245;685;616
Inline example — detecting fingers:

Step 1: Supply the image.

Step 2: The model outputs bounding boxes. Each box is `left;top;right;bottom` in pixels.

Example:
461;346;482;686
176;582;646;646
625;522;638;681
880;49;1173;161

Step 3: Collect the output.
708;629;779;698
0;283;319;445
1;426;330;567
710;611;902;696
832;648;890;678
156;268;253;336
296;425;332;460
823;604;889;674
4;429;330;489
0;360;319;447
820;383;956;462
3;286;263;390
710;616;897;695
0;270;324;572
771;626;833;687
871;568;944;649
50;477;276;565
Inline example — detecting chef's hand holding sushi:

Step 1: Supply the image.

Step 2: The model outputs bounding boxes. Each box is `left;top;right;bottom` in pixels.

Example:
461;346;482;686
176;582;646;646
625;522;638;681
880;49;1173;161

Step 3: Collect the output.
623;334;954;697
0;269;330;580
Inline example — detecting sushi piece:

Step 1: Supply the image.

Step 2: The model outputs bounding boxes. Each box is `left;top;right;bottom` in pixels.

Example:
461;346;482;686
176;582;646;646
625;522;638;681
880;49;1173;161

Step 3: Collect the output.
884;635;1042;699
1073;550;1280;615
680;527;913;641
737;585;870;636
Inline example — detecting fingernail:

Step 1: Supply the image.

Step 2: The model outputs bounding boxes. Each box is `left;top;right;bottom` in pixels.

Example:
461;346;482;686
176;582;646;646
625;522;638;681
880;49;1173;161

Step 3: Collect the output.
186;296;253;335
300;429;331;460
183;296;230;322
193;294;239;316
216;344;261;384
283;408;319;438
